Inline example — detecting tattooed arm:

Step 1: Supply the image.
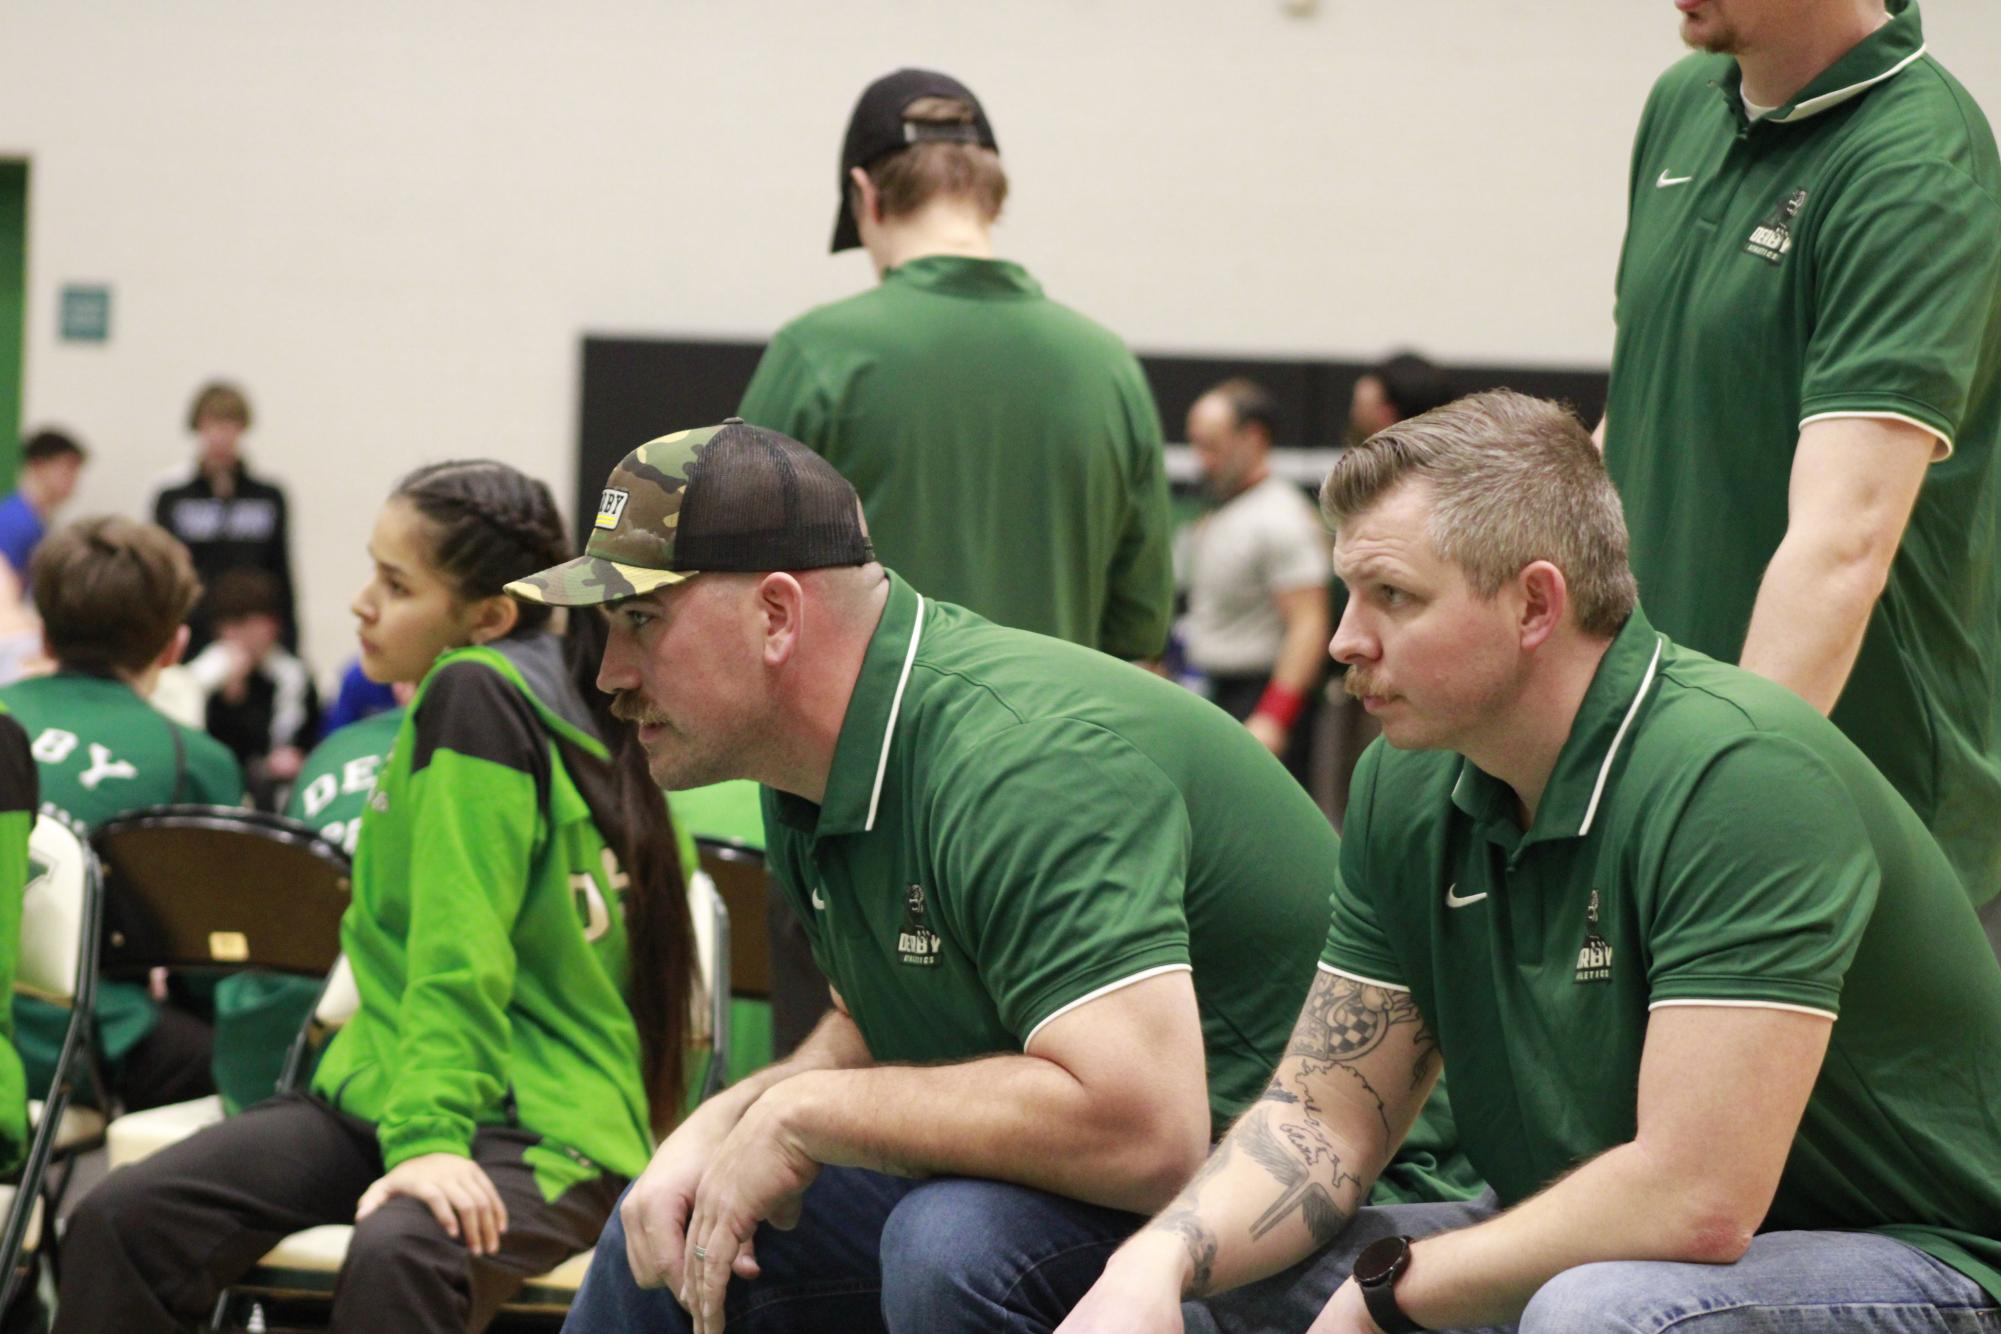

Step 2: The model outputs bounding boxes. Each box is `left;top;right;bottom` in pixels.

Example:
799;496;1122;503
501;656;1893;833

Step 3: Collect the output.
1057;969;1440;1332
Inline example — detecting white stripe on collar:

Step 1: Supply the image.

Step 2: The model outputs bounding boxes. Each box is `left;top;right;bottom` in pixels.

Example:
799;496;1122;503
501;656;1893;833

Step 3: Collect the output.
1775;42;1926;123
863;593;925;833
1577;635;1665;838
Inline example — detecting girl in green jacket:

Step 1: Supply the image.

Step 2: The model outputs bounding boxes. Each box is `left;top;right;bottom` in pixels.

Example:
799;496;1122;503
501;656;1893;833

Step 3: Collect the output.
57;461;697;1333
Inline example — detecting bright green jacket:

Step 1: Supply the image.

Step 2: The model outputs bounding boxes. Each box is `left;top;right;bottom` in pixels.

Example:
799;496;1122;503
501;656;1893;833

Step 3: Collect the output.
310;635;652;1199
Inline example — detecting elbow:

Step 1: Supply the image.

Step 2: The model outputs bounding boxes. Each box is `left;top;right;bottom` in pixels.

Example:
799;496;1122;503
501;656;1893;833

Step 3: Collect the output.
1657;1179;1764;1264
1107;1102;1211;1213
1140;1124;1212;1209
1671;1210;1757;1265
1796;526;1898;609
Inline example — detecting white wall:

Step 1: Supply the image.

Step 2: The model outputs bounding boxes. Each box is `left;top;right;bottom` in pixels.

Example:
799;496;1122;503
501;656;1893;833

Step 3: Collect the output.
2;1;1997;669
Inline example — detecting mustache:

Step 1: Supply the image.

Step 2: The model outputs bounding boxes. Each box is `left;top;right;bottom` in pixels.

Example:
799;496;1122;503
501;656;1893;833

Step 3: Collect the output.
609;691;670;727
1343;671;1384;701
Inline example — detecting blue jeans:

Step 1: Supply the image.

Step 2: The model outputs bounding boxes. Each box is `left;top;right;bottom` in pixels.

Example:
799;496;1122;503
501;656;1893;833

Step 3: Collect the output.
1185;1193;2001;1333
562;1166;1145;1333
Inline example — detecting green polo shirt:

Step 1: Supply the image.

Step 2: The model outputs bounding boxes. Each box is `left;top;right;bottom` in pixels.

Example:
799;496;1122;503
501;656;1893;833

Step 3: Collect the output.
1604;0;2001;904
762;573;1331;1137
739;256;1173;660
0;708;35;1174
0;671;244;1091
286;707;405;854
1326;609;2001;1300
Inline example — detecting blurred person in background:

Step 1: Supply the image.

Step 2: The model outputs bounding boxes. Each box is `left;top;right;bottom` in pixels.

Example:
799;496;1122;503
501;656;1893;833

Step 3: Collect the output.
1180;379;1329;787
1347;352;1455;444
0;428;87;580
152;381;298;654
740;67;1172;662
0;517;242;1116
189;568;319;811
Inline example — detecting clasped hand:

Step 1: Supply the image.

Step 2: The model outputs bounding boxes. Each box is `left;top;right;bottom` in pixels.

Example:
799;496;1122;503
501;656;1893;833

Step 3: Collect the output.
619;1092;821;1334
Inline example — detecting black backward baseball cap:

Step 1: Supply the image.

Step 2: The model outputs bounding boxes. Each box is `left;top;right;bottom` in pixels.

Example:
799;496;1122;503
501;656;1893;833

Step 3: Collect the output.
831;68;1000;253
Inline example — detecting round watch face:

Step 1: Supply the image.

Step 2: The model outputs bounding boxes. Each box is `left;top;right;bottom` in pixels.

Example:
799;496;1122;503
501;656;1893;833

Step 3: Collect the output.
1353;1234;1410;1286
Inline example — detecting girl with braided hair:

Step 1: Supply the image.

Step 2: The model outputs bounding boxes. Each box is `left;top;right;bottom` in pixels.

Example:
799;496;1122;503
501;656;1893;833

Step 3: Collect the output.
58;460;699;1332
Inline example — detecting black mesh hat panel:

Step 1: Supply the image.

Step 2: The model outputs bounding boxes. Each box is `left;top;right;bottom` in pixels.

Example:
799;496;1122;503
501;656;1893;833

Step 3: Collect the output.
675;420;875;573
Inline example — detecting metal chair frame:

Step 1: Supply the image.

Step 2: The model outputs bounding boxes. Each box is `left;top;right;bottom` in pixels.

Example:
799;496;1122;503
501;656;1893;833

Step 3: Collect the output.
0;815;104;1314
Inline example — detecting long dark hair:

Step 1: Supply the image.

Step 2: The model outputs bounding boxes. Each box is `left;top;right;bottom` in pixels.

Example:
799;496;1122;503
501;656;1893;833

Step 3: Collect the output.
394;459;694;1133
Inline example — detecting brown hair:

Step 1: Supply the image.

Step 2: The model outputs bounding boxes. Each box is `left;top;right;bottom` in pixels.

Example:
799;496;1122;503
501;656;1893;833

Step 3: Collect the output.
862;96;1008;224
1321;390;1638;638
32;517;201;674
187;381;252;432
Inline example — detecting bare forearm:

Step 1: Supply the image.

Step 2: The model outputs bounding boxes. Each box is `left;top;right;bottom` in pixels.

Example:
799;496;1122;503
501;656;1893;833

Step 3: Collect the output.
697;1008;873;1131
1397;1140;1753;1329
1270;602;1330;696
1738;529;1886;713
767;1051;1206;1215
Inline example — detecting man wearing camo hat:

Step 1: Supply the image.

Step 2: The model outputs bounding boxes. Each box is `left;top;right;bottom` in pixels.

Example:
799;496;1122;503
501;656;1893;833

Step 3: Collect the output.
510;418;1347;1333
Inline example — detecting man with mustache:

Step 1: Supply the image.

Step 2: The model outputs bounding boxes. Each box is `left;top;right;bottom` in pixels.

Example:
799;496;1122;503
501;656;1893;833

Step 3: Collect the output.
1600;0;2001;949
1060;390;2001;1333
507;419;1353;1333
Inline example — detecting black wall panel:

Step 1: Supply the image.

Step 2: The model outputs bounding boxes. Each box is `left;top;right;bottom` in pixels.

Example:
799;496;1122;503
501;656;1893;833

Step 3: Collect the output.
576;336;1609;543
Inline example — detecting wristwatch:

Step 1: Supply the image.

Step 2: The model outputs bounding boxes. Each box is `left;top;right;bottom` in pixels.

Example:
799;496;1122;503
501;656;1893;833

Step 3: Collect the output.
1352;1234;1425;1333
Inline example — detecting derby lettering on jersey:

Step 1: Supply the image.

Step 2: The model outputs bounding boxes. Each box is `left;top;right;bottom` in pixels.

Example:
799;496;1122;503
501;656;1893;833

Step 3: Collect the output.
77;743;138;791
29;729;138;791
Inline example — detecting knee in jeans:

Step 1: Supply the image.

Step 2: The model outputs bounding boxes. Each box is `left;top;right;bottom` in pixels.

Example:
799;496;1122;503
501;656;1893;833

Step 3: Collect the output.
1520;1262;1650;1334
878;1181;1003;1317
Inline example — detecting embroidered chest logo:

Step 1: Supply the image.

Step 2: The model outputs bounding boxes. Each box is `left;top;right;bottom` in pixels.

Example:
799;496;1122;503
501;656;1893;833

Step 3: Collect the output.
1574;889;1614;984
1745;187;1808;264
897;883;942;967
594;487;631;531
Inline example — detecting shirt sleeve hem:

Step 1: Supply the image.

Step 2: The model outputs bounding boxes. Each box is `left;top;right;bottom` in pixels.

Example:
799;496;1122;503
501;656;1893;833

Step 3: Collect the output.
1024;960;1192;1056
1797;400;1954;461
1316;959;1410;993
1647;977;1840;1017
1013;945;1193;1052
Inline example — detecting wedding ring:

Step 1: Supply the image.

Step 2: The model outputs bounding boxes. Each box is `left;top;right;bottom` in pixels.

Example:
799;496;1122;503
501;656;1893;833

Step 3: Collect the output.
692;1245;709;1261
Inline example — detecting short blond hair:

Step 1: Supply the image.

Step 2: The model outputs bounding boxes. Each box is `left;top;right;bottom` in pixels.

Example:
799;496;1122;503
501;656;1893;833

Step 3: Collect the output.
188;381;251;432
1321;390;1638;638
865;96;1008;224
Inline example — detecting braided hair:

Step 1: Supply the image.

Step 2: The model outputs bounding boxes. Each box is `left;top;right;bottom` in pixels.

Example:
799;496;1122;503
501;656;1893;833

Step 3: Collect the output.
393;460;695;1133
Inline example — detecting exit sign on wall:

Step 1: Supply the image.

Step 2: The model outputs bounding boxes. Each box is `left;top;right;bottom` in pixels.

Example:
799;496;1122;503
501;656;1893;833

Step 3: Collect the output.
58;284;110;342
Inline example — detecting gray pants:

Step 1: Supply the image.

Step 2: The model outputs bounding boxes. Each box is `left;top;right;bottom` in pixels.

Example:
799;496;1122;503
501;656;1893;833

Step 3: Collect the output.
1183;1191;1998;1333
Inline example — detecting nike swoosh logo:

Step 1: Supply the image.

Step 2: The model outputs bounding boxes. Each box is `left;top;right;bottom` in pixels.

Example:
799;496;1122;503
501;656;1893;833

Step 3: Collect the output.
1656;170;1694;188
1444;883;1488;909
811;888;827;911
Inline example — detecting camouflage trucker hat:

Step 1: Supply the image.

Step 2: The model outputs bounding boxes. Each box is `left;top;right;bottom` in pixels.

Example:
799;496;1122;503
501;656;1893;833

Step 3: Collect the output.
507;418;875;606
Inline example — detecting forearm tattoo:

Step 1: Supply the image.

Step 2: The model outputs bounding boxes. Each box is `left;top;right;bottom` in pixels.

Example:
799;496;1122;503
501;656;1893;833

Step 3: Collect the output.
1240;1110;1357;1245
1141;974;1435;1286
1147;1139;1234;1296
1157;1208;1220;1296
1283;971;1439;1134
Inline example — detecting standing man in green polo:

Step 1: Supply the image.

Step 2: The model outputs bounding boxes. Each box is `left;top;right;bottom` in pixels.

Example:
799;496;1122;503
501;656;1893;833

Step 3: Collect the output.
1601;0;2001;946
512;421;1345;1333
1060;391;2001;1334
738;68;1172;662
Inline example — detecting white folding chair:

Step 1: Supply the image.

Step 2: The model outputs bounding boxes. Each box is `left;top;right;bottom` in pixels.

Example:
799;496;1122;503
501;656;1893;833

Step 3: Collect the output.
688;867;731;1103
0;815;104;1313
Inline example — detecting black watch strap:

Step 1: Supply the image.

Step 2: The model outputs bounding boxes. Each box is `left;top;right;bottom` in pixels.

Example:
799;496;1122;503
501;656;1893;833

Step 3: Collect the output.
1360;1277;1424;1334
1353;1234;1425;1333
